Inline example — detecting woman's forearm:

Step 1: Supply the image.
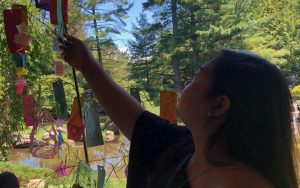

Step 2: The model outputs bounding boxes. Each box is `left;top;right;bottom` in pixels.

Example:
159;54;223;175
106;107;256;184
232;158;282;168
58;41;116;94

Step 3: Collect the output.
81;59;144;140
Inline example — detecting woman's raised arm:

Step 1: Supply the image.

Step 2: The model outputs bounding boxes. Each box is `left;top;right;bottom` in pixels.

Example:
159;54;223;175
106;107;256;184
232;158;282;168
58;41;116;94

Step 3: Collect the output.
60;35;144;140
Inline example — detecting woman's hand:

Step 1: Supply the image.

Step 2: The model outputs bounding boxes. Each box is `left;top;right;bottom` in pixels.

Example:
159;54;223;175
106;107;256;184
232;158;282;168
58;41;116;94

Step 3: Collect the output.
60;35;96;72
60;34;144;140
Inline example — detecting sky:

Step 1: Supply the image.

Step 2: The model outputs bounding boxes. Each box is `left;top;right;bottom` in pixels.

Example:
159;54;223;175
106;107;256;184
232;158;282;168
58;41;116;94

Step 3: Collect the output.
110;0;151;51
85;0;152;52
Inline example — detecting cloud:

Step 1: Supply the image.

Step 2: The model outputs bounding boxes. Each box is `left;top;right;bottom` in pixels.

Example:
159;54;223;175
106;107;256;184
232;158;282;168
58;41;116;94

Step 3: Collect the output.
118;46;128;53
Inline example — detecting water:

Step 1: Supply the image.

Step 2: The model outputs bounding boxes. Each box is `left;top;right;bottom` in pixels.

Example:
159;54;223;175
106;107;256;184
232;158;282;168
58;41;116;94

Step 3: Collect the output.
9;135;130;179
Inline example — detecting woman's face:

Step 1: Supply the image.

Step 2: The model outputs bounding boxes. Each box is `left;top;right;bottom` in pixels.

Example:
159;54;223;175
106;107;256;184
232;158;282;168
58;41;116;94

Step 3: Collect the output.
176;62;215;127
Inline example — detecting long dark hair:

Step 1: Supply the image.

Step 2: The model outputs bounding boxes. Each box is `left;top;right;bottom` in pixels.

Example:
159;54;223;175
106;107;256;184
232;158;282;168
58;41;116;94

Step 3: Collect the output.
207;49;298;188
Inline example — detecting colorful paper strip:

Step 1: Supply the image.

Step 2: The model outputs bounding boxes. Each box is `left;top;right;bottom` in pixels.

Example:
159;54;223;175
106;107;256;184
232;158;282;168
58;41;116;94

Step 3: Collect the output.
160;90;177;124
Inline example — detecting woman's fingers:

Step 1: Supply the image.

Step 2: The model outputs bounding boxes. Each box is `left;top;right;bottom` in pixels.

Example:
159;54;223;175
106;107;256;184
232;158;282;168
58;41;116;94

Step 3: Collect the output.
59;45;70;62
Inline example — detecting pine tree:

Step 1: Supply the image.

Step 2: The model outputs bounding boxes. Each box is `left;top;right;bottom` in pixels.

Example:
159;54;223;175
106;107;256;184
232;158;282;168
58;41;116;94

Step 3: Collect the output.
74;0;132;66
128;13;159;90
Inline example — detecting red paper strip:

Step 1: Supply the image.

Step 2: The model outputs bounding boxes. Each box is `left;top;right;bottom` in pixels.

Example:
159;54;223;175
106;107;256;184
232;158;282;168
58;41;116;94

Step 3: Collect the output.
50;0;68;25
23;94;36;127
3;5;29;53
53;61;64;76
67;112;84;141
15;79;29;94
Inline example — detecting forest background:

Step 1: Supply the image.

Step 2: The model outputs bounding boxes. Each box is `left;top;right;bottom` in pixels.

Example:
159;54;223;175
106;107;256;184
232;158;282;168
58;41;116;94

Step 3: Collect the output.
0;0;300;162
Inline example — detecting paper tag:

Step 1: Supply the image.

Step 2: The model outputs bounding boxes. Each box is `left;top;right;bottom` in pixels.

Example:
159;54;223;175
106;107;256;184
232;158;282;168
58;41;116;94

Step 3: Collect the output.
14;34;30;46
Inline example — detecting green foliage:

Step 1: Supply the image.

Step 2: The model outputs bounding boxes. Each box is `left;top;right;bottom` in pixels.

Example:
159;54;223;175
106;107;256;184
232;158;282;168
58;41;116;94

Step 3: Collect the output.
128;13;161;93
31;74;81;113
241;0;300;69
0;162;127;187
139;0;300;90
140;90;160;114
101;49;131;89
0;162;53;183
73;0;132;66
292;86;300;101
0;0;87;161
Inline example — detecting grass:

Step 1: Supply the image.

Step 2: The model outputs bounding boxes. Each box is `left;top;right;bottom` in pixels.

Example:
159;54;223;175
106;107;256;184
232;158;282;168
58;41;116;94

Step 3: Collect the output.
0;162;127;188
0;161;53;186
140;90;160;115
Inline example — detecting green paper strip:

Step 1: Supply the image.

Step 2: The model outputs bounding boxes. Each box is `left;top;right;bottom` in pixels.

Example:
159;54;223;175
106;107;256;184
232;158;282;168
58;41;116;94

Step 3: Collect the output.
56;0;64;40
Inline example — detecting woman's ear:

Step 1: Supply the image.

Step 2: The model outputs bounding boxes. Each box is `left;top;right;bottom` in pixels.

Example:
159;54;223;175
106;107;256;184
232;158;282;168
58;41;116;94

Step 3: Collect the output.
209;95;231;117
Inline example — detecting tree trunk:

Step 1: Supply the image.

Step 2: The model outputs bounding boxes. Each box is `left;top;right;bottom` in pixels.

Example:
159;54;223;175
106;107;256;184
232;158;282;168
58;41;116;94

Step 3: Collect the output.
171;0;182;90
191;10;199;76
92;7;103;67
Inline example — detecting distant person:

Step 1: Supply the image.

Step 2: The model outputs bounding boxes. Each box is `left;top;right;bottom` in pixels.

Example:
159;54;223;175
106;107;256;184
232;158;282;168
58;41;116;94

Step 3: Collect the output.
61;35;298;188
0;171;19;188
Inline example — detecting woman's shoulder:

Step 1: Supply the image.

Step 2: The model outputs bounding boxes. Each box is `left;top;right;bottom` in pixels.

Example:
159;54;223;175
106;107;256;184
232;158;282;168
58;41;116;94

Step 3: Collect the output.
193;162;274;188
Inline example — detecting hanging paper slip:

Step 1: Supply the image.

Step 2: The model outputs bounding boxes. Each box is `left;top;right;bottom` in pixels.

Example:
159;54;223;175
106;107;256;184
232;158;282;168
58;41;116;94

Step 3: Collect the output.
3;5;29;53
53;60;64;76
52;79;68;119
12;53;26;67
23;94;36;127
82;100;104;147
97;166;105;188
16;67;28;78
160;90;177;124
70;97;86;115
50;0;68;25
67;111;84;141
15;79;29;94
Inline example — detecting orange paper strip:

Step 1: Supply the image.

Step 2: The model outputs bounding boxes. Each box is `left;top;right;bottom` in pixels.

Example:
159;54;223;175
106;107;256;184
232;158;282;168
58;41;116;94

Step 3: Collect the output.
160;90;177;124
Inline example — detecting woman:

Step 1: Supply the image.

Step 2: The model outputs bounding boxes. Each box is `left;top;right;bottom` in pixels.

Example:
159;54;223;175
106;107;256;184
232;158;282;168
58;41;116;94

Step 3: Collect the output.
0;171;19;188
61;35;298;188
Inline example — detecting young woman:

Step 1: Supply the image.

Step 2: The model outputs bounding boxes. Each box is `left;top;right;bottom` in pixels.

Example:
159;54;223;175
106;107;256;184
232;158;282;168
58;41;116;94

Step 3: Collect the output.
61;35;298;188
